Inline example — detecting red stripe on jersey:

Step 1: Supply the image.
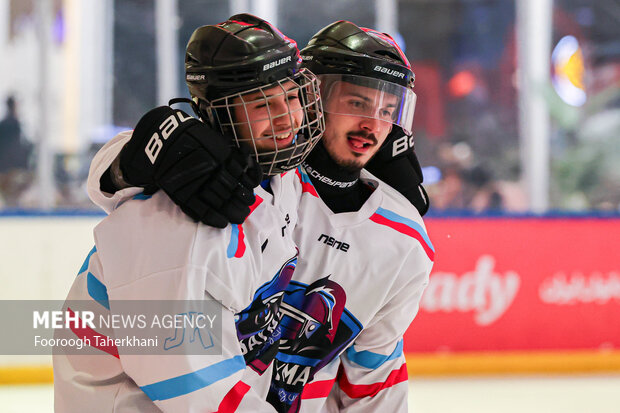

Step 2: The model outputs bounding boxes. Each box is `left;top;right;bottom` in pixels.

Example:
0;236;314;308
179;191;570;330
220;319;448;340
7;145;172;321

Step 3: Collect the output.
295;168;319;198
234;225;246;258
249;195;264;215
215;381;251;413
248;357;269;374
233;195;262;258
369;214;435;261
301;378;336;399
67;307;119;359
338;363;408;399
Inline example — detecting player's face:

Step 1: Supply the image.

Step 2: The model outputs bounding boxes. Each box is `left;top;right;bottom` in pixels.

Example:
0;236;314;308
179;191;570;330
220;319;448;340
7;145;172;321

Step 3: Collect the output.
321;81;396;171
233;81;304;152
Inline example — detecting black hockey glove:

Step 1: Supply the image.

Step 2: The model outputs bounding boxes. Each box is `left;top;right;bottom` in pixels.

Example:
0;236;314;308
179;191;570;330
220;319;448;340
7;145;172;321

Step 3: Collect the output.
114;106;262;228
365;131;430;216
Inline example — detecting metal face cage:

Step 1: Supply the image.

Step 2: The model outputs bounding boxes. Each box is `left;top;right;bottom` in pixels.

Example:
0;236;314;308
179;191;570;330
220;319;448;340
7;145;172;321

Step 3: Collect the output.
209;69;325;176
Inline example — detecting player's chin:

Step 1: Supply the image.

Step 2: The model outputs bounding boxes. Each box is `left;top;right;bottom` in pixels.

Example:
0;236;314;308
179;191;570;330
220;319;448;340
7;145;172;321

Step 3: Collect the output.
335;154;365;172
348;147;373;161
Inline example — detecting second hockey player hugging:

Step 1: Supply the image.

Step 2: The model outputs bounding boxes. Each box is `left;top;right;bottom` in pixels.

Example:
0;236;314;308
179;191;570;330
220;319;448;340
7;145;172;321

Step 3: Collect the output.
55;14;434;413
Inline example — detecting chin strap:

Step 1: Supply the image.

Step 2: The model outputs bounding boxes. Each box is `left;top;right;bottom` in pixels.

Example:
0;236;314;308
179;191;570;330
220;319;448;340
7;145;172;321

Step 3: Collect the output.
168;97;202;119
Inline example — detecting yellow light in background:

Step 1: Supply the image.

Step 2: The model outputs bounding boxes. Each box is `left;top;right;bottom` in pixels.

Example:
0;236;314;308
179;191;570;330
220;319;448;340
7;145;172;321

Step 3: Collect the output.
558;47;584;90
552;35;586;107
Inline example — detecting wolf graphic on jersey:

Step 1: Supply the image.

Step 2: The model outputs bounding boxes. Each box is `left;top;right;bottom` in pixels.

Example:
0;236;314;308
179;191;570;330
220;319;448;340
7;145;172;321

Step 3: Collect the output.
236;255;297;374
267;276;363;413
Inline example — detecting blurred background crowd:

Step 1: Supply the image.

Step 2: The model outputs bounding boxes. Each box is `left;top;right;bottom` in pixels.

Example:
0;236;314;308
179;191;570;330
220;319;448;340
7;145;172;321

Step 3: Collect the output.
0;0;618;213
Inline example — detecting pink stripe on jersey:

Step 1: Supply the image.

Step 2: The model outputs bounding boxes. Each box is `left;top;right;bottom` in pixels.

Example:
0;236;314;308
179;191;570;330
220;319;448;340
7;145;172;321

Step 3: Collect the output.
338;363;408;399
67;307;119;359
216;381;251;413
249;195;264;214
234;225;246;258
369;214;435;261
248;357;269;374
301;378;337;399
232;195;263;259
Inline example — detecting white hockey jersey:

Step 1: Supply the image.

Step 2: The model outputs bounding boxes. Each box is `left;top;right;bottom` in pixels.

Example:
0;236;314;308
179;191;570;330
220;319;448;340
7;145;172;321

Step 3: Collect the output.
67;131;435;413
54;133;300;412
261;167;433;413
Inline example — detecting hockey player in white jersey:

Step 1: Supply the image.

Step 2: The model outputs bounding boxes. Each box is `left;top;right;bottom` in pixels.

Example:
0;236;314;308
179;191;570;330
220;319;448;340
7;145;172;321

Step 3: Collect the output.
266;22;433;412
53;14;324;413
84;20;433;413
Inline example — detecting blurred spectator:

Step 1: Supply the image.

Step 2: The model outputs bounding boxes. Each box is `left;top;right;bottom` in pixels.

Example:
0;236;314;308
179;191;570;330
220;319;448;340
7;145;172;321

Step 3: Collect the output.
425;140;528;213
430;166;468;210
0;96;23;171
0;95;33;206
468;165;503;212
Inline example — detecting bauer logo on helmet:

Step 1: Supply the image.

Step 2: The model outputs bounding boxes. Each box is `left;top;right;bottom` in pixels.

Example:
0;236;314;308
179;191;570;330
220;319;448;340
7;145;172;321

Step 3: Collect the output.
373;65;406;79
186;73;206;81
262;55;292;72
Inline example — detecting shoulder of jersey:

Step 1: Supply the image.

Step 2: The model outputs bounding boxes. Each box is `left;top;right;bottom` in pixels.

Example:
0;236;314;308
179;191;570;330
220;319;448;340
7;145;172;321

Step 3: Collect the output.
278;169;299;185
361;169;435;262
109;191;199;226
361;169;424;222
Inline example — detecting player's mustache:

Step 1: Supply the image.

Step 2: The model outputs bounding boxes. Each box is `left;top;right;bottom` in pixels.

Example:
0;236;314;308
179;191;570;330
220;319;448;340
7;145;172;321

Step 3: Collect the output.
346;131;378;145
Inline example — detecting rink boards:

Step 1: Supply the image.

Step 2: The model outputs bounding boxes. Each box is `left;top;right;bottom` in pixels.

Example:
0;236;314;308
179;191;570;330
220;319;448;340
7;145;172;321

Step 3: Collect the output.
403;216;620;374
1;213;619;382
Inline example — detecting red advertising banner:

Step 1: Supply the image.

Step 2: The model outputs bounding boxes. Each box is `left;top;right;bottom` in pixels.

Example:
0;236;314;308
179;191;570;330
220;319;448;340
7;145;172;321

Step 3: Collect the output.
404;218;620;353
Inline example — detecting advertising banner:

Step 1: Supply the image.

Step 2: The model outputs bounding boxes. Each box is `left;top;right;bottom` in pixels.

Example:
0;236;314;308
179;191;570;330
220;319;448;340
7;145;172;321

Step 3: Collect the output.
404;218;620;353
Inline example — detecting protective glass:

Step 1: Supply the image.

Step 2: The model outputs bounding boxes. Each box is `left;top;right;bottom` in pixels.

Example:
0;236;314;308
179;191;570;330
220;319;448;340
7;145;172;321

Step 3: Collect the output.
318;74;416;135
210;69;325;176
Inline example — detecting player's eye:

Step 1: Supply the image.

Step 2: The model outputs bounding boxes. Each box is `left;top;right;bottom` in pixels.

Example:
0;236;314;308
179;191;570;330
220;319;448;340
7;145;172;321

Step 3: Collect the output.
347;99;366;110
251;98;270;109
380;109;394;118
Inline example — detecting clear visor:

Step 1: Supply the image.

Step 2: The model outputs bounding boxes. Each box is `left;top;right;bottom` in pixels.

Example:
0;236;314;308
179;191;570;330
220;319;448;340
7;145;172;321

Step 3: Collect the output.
318;74;416;135
209;69;324;176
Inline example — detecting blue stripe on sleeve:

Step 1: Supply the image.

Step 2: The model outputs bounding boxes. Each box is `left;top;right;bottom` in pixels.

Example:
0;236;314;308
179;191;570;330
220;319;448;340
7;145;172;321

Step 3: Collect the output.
77;246;97;275
87;272;110;310
275;352;321;367
226;225;240;258
298;166;312;184
346;340;404;369
375;207;434;251
132;193;152;200
140;355;246;401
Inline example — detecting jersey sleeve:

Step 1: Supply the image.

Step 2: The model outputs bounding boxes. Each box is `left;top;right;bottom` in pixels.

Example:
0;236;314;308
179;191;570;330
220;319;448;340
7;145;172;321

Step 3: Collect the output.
87;130;143;213
87;195;291;412
104;267;277;413
329;246;432;412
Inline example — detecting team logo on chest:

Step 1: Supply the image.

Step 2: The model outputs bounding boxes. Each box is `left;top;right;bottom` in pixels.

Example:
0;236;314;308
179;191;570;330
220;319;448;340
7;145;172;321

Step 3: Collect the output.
267;276;363;413
236;255;297;374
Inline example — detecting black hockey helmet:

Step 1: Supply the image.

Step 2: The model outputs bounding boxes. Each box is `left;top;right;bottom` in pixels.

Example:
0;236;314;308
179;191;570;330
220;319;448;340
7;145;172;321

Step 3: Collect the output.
183;14;324;175
185;14;301;101
300;20;416;134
